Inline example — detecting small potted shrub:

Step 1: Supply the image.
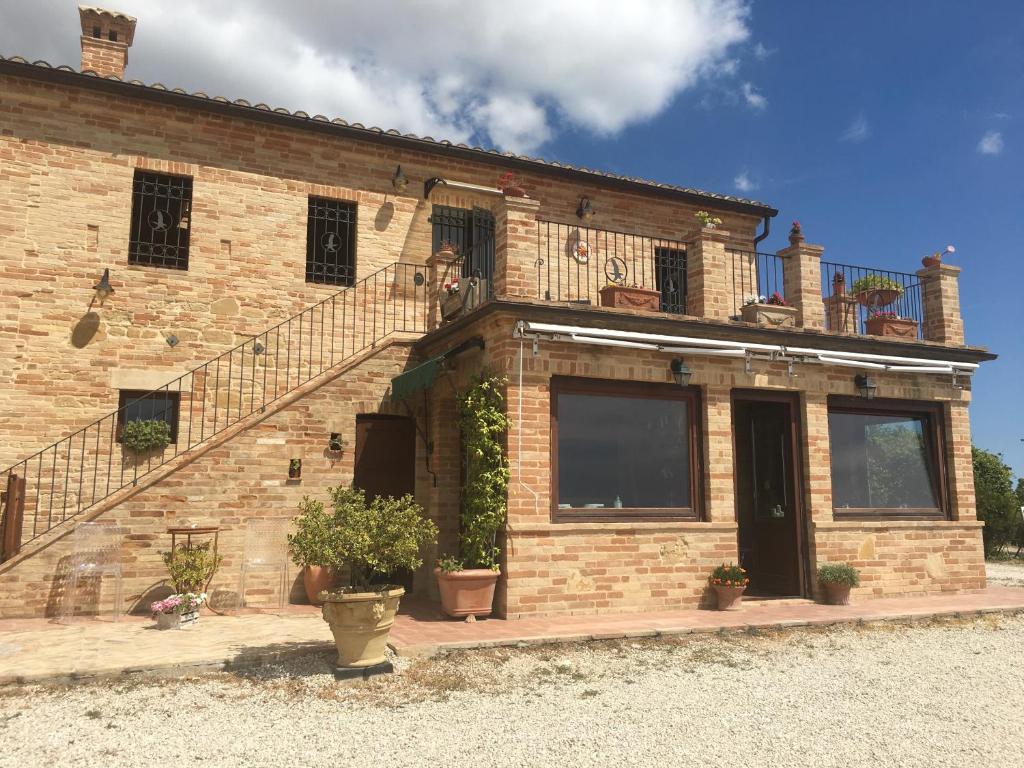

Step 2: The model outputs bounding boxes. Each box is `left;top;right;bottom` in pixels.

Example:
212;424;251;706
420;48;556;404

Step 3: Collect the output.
121;419;172;454
163;541;222;596
288;496;339;605
740;292;799;328
151;592;206;630
850;273;904;311
695;210;723;230
435;374;509;619
817;563;860;605
709;563;749;611
321;487;437;669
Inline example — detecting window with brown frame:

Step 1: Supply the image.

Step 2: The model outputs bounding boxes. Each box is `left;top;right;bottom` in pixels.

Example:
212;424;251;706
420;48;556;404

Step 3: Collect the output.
116;390;181;443
550;377;702;521
827;398;947;519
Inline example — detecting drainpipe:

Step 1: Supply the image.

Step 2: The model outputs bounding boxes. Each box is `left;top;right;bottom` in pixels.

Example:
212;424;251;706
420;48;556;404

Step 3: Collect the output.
753;214;771;249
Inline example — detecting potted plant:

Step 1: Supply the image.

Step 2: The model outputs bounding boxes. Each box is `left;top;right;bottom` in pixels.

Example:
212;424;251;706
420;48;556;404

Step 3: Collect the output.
739;292;799;328
121;418;171;454
850;273;904;312
321;487;437;669
288;496;339;605
441;273;464;321
288;458;302;479
599;282;662;312
437;239;459;258
498;171;527;197
151;592;206;630
817;563;860;605
922;244;954;268
865;311;918;338
162;540;222;597
789;220;804;244
435;374;510;620
695;210;723;230
709;563;749;611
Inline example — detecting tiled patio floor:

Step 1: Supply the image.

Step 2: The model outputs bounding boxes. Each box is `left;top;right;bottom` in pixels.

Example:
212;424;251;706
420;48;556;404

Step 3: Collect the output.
2;587;1023;685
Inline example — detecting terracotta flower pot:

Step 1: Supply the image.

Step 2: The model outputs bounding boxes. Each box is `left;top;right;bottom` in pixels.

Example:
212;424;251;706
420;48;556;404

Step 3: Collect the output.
302;566;336;605
598;285;661;312
712;584;745;611
502;185;527;197
321;587;404;668
823;582;852;606
921;256;941;268
865;316;918;338
434;567;499;619
739;303;800;328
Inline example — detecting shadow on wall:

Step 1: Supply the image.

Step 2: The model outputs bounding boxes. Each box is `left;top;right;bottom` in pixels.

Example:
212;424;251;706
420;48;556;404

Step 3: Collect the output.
70;311;102;349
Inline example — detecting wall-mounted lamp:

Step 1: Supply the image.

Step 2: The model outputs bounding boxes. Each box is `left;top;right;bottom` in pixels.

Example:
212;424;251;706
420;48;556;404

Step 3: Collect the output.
392;164;408;193
328;432;345;452
165;334;179;348
670;358;693;388
854;373;877;400
576;197;595;222
253;340;266;355
93;268;114;305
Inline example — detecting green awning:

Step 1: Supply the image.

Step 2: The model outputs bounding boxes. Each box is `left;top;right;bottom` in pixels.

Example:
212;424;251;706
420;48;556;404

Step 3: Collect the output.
391;355;445;402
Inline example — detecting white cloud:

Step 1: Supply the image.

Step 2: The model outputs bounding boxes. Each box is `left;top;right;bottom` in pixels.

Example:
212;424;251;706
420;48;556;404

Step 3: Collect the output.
741;82;767;110
752;42;775;60
0;0;753;154
734;171;757;192
840;114;870;143
977;130;1004;155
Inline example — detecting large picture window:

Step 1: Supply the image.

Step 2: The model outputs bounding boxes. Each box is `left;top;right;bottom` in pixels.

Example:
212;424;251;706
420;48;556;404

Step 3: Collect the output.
827;400;946;518
551;378;701;521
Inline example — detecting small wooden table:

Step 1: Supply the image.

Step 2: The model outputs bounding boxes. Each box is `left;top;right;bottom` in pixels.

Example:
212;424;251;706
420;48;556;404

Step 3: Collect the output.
167;525;222;613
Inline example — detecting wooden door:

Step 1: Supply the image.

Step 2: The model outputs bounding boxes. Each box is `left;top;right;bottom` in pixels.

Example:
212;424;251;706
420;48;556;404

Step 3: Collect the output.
353;415;416;502
734;397;803;596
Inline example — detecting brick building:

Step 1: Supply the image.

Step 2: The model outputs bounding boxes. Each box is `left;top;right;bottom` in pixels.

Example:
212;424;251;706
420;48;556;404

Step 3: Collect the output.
0;7;995;619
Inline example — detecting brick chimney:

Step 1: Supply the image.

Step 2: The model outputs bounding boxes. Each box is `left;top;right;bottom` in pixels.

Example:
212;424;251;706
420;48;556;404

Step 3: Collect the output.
78;6;137;78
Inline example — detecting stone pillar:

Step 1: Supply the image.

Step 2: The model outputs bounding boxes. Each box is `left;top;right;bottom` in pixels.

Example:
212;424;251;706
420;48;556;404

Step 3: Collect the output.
822;273;858;334
426;247;458;330
778;228;825;330
917;263;964;345
493;194;541;300
945;400;976;520
79;7;137;78
686;227;731;320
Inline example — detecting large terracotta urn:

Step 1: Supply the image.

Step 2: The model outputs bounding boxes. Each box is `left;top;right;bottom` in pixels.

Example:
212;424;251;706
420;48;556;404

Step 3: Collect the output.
434;568;499;619
302;566;336;605
321;587;404;668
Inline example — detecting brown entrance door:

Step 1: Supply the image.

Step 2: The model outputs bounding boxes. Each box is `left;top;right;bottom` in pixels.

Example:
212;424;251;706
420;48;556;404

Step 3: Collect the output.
353;414;417;590
733;395;803;597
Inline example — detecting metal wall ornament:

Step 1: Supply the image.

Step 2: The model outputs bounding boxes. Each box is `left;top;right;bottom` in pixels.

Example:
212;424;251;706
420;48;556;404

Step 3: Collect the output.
604;256;628;286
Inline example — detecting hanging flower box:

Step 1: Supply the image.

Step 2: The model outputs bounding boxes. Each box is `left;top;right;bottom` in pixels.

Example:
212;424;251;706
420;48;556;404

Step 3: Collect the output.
865;314;918;338
599;285;661;312
739;303;799;328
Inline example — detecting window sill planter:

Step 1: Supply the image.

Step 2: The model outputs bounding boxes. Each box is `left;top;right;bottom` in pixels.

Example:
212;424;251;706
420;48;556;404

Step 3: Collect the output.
302;566;337;606
864;316;918;338
712;584;745;611
156;610;199;630
321;587;404;668
599;285;661;312
822;582;852;606
434;567;499;619
739;303;799;329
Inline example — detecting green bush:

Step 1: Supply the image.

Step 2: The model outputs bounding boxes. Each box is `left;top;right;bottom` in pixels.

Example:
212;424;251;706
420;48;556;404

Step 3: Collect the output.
850;273;905;297
974;446;1019;557
287;496;338;568
162;541;223;593
710;563;748;587
328;487;437;592
817;563;861;587
122;419;172;453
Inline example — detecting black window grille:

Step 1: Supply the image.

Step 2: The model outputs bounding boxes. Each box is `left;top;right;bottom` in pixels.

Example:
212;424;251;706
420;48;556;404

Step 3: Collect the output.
128;170;193;270
655;246;687;314
306;197;357;286
116;390;181;443
430;205;495;294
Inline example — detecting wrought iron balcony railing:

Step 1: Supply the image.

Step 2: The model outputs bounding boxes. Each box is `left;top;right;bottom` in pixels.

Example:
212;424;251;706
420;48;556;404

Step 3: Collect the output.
821;261;923;338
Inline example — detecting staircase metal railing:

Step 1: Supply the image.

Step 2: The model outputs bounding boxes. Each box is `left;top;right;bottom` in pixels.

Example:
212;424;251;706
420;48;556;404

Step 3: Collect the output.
0;261;429;554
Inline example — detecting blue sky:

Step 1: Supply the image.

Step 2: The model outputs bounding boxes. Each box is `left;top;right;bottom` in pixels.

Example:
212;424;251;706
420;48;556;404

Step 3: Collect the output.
1;1;1020;476
538;2;1024;478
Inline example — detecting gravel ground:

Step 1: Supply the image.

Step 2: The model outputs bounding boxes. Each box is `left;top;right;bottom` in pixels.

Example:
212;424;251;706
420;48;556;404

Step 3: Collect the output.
2;613;1023;768
986;558;1024;587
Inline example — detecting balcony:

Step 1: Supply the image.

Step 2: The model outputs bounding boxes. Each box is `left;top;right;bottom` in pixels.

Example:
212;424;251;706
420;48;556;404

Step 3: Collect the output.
427;195;964;347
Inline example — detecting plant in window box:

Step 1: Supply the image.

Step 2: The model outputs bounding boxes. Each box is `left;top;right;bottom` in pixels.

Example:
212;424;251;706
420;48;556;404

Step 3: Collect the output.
850;273;904;313
864;310;918;339
320;487;437;669
121;419;171;454
151;592;206;630
434;374;510;620
816;563;860;605
709;563;749;611
739;292;799;328
288;496;340;605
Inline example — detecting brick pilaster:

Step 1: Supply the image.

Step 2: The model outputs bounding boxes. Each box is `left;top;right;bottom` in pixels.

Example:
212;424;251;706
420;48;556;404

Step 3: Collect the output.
686;227;731;320
917;263;964;345
945;400;976;520
493;194;540;300
703;386;735;522
778;235;825;330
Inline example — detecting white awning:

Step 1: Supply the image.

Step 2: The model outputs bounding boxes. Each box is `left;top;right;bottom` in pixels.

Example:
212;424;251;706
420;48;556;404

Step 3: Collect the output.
514;321;979;377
